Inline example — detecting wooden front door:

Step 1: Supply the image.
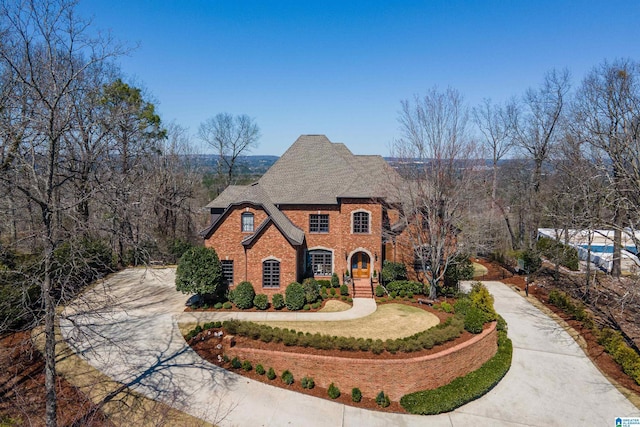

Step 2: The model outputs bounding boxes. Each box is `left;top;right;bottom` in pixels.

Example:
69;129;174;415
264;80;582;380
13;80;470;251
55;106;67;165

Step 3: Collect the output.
351;252;370;278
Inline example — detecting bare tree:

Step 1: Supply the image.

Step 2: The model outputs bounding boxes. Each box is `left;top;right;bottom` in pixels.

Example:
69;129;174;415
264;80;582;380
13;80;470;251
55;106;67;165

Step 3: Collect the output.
572;59;640;277
391;87;477;299
0;1;123;425
198;113;260;189
513;69;571;247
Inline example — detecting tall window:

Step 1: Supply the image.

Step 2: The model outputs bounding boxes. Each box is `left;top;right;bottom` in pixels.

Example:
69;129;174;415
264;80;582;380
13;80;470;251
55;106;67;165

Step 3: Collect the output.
352;211;370;234
221;260;234;286
309;249;332;276
262;259;280;288
309;214;329;233
241;212;254;232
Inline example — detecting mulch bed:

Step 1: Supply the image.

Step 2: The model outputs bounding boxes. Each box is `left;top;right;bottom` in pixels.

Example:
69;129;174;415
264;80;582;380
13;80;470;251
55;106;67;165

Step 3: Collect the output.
0;331;112;427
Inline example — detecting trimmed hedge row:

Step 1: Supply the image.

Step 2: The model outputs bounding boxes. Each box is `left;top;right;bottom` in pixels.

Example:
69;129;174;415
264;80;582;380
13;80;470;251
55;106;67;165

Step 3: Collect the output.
548;290;594;328
598;328;640;385
385;280;424;296
400;331;513;414
220;315;464;354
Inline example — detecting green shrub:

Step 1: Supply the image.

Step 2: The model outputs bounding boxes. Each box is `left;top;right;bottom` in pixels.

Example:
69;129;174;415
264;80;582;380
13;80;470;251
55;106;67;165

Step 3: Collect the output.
253;294;269;310
222;301;232;309
340;284;349;296
320;287;328;298
599;328;640;384
242;360;252;371
330;288;336;296
317;279;332;288
303;304;310;311
302;278;320;303
401;331;513;414
440;301;452;313
230;357;241;369
382;261;407;283
386;280;423;295
351;387;362;403
267;367;276;380
175;246;225;299
233;281;256;309
375;284;385;297
285;282;306;310
464;306;486;334
331;272;340;287
214;302;223;309
328;383;341;399
376;391;390;408
256;364;265;375
301;376;315;389
469;282;497;321
522;249;542;273
281;370;294;385
272;293;285;310
453;297;472;316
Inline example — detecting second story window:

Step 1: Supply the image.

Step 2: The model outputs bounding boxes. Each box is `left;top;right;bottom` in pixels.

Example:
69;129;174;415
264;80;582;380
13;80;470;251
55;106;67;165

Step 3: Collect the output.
352;211;370;234
241;212;254;232
309;214;329;233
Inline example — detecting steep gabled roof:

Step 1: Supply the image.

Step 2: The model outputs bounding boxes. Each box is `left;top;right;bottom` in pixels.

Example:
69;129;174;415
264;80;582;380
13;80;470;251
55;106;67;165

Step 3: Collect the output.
201;183;304;245
257;134;398;204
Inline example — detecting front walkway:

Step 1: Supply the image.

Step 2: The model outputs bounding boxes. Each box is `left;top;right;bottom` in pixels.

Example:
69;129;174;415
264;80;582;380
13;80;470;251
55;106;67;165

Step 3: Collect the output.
60;268;639;426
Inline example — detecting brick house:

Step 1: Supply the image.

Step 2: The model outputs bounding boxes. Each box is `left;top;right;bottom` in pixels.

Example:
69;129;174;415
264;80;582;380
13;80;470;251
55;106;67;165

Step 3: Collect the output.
201;134;407;297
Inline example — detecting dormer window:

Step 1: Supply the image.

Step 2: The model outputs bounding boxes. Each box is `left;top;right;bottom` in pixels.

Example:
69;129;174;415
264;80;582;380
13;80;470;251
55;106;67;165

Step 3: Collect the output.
241;212;254;232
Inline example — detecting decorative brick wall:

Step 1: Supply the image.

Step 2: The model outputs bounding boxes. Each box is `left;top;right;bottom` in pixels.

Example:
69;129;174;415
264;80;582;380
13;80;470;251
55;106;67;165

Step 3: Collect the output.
227;322;498;401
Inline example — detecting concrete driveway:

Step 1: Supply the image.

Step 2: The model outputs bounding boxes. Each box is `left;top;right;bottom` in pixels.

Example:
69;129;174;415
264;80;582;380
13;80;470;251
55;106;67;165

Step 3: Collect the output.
60;268;639;426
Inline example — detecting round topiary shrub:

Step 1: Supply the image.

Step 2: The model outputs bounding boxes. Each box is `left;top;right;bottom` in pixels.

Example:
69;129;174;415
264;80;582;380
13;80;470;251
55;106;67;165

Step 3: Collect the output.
255;364;265;375
302;278;320;304
230;357;241;369
175;246;225;299
242;360;252;371
375;284;385;297
328;382;340;399
214;302;223;309
301;376;315;389
340;284;349;296
222;301;232;309
271;293;285;310
285;282;305;310
233;281;256;309
351;387;362;403
253;294;269;310
281;370;294;385
267;367;276;380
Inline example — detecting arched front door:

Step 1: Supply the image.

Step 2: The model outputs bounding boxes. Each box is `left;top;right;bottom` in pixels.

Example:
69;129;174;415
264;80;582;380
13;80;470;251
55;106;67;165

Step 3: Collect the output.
351;252;370;278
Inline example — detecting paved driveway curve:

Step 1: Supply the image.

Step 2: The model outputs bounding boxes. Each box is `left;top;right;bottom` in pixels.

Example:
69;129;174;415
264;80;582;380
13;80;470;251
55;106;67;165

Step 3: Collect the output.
61;268;639;426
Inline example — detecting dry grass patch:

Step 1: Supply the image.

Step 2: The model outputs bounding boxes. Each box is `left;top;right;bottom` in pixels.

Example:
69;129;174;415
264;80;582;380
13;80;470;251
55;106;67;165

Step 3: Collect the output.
256;304;439;340
319;300;351;312
472;262;488;278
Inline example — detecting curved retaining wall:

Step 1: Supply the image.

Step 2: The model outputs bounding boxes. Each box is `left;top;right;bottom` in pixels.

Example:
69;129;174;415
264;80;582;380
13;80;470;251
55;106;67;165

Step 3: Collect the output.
227;322;497;400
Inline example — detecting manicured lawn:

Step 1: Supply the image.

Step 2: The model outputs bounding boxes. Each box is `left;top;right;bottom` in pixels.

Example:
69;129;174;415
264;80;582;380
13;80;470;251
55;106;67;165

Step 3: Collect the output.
256;304;440;340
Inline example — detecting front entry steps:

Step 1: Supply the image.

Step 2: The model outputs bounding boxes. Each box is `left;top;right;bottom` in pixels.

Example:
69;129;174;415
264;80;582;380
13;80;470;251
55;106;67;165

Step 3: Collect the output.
352;278;374;298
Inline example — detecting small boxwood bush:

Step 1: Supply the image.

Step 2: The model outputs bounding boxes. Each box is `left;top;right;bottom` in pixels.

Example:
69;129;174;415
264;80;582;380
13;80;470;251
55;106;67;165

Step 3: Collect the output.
376;391;390;408
464;306;486;334
230;357;241;369
285;282;306;310
375;285;385;297
253;294;269;310
242;360;252;371
598;328;640;385
401;331;513;414
328;382;340;399
281;370;294;385
301;376;315;389
256;364;265;375
213;302;223;309
222;301;232;309
272;293;285;310
330;288;336;296
303;304;310;311
340;284;349;296
267;367;276;380
351;387;362;403
233;281;256;309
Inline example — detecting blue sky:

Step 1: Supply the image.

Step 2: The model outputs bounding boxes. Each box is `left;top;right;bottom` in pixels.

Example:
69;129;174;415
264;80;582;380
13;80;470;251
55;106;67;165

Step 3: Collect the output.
77;0;640;156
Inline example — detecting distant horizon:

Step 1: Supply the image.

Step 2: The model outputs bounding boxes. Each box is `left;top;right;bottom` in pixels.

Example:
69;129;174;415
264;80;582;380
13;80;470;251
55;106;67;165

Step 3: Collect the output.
78;1;640;156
